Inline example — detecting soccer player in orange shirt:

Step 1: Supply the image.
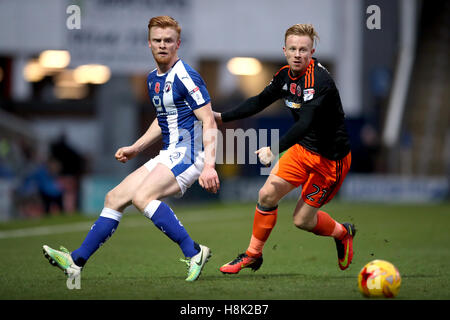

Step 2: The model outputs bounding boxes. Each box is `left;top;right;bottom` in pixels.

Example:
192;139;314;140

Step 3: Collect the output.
215;24;355;273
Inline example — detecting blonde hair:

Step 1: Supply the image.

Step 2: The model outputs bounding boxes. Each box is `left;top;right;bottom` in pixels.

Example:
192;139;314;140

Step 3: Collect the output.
285;24;319;47
148;16;181;40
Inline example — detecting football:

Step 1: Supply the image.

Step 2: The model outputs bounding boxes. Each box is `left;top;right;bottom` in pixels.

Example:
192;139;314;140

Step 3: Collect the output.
358;259;401;298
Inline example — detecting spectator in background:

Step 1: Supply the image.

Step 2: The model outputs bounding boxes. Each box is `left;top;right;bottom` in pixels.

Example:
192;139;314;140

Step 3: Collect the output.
50;133;85;176
17;156;64;215
0;138;15;179
0;136;30;179
50;133;86;210
32;157;63;214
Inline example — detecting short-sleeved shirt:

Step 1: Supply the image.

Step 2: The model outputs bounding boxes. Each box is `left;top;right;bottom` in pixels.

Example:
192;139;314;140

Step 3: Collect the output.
147;59;210;152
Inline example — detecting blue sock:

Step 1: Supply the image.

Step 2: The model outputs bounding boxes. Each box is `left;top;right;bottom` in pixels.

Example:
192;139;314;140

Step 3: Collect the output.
71;208;121;267
144;200;199;258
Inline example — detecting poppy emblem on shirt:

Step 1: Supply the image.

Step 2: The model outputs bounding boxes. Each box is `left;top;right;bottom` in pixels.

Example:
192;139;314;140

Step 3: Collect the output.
303;88;315;101
155;82;160;94
290;83;297;95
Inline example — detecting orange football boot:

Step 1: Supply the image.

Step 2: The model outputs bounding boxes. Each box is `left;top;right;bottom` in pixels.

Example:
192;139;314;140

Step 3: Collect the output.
335;223;356;270
219;253;263;274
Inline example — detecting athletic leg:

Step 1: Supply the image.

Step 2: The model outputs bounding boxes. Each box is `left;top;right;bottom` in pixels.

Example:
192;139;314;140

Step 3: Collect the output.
132;163;200;258
220;174;295;274
43;165;151;273
293;150;354;270
132;162;211;281
246;174;296;257
292;198;346;236
293;199;355;270
70;165;151;267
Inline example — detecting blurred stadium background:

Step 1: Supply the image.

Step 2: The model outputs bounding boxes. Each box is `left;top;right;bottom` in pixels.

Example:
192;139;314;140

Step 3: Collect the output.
1;0;450;303
0;0;448;220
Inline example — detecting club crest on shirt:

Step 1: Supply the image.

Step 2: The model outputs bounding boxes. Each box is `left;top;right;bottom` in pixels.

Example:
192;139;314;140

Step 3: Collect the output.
152;96;162;112
164;81;172;93
303;88;315;101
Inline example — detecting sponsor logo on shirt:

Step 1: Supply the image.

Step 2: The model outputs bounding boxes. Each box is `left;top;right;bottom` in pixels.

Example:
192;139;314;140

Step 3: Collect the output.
157;110;177;116
284;99;302;109
189;86;199;95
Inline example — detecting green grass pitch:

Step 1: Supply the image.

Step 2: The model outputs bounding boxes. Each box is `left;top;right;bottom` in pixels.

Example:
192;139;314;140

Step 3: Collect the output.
1;200;449;300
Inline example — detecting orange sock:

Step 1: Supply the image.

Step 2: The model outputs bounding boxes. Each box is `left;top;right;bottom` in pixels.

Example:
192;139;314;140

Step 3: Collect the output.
246;205;278;258
311;210;347;240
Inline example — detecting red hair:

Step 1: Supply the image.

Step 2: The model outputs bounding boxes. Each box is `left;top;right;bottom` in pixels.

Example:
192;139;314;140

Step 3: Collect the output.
148;16;181;40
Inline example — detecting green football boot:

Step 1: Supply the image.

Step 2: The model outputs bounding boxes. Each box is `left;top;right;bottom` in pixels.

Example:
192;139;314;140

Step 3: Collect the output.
43;245;82;277
179;244;211;282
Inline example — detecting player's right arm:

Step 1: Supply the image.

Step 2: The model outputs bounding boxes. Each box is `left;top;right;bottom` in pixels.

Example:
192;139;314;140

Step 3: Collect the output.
215;72;283;124
115;118;162;163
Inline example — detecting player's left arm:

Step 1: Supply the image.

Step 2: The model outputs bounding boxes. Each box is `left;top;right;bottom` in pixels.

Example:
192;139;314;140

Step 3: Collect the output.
194;103;220;194
256;105;317;166
256;86;328;166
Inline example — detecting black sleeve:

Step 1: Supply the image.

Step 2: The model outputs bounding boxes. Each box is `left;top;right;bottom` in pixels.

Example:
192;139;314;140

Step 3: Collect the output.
276;105;315;154
221;75;283;122
275;89;327;154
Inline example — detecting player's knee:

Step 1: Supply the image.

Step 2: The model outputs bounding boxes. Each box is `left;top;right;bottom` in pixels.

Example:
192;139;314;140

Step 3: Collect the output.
258;187;278;207
293;214;315;231
132;191;158;213
104;189;130;212
131;193;146;212
104;189;119;209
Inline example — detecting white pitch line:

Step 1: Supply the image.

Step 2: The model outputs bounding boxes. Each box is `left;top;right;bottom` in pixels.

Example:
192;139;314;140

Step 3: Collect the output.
0;218;151;240
0;209;247;240
0;222;94;239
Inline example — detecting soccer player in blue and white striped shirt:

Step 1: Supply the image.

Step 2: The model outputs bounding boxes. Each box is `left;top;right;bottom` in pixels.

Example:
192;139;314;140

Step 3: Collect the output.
43;16;219;282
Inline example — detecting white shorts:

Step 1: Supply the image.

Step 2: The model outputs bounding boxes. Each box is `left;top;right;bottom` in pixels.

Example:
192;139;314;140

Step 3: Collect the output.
144;146;204;198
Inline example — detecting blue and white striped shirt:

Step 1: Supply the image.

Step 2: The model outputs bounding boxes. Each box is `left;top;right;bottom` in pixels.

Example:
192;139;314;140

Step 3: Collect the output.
147;59;210;154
